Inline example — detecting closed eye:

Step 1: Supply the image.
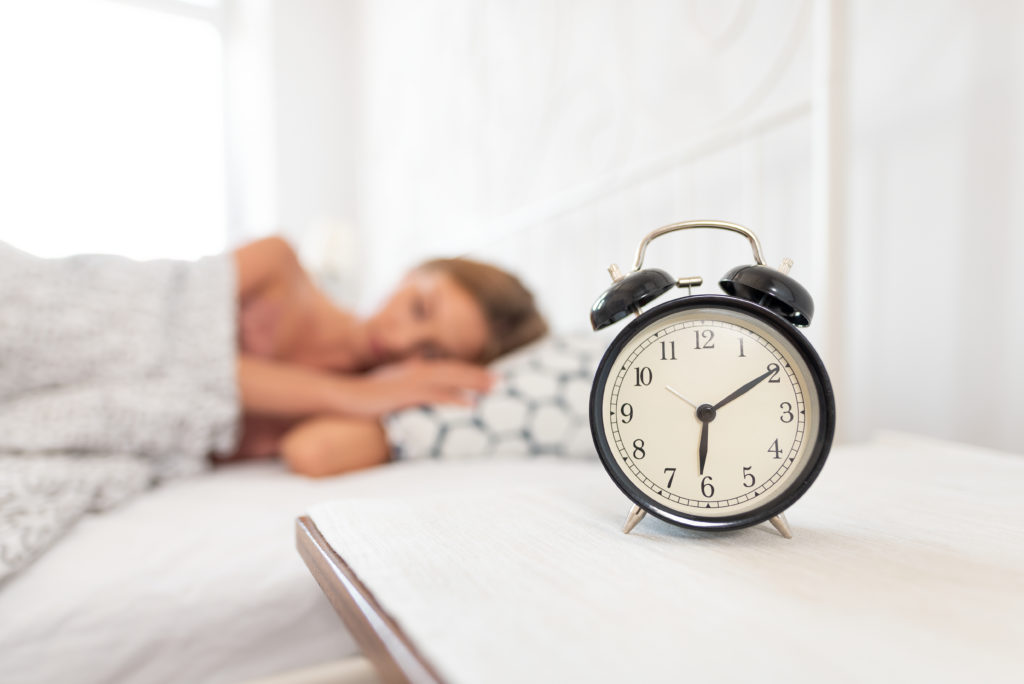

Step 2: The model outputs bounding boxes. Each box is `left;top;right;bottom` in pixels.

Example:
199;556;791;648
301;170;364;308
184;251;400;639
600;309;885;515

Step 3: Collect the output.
420;342;446;359
412;295;428;321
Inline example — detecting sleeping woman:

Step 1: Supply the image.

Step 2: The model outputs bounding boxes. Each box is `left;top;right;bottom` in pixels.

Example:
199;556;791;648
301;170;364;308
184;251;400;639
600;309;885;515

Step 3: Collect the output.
0;236;546;481
229;237;547;476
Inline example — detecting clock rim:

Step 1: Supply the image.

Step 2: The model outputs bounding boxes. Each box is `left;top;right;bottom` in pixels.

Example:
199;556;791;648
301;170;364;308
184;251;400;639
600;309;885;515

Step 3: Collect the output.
589;294;836;532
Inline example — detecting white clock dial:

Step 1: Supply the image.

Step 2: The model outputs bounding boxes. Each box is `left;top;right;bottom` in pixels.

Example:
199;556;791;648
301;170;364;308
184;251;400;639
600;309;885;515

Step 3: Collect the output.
599;305;821;518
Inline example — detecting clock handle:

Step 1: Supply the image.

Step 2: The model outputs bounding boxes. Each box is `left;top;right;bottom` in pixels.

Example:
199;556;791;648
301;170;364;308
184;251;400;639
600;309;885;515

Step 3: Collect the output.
631;219;768;271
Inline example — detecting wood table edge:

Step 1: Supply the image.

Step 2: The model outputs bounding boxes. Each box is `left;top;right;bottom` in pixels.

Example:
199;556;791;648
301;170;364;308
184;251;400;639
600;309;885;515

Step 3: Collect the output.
295;515;447;684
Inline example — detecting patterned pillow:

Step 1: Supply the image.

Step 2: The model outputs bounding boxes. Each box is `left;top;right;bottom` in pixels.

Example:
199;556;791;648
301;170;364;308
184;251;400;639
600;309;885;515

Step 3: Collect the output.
385;335;607;460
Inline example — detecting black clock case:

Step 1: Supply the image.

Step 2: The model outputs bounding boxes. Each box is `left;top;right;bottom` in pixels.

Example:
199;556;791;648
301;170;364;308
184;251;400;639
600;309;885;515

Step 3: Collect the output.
589;293;837;533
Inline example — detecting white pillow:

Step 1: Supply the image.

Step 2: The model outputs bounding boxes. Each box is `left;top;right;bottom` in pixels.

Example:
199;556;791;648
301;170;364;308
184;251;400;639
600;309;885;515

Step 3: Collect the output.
385;335;606;460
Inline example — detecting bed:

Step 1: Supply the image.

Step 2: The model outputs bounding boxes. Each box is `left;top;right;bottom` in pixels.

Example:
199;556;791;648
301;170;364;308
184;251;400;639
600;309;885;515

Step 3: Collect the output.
0;332;598;683
0;460;369;684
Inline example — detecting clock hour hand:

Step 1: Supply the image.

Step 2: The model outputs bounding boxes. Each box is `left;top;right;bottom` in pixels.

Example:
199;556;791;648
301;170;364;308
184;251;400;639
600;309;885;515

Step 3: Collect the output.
712;368;775;411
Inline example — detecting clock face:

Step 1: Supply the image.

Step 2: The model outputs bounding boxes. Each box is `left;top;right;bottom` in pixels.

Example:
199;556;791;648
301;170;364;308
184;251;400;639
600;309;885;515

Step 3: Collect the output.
591;295;834;529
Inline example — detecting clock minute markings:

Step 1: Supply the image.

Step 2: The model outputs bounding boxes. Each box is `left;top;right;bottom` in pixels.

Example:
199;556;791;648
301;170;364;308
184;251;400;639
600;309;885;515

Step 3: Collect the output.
619;321;807;510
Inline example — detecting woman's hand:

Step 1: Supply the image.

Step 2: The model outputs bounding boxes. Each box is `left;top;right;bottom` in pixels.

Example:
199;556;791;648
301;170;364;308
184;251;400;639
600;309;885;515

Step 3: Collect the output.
347;358;496;417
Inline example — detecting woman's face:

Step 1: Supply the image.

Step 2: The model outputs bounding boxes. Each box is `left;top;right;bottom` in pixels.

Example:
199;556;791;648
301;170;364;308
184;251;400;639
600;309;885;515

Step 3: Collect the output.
362;269;490;365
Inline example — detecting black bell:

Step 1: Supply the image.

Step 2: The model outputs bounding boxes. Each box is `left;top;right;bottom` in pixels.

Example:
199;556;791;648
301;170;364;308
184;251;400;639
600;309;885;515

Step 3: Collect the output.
590;268;675;330
720;265;814;326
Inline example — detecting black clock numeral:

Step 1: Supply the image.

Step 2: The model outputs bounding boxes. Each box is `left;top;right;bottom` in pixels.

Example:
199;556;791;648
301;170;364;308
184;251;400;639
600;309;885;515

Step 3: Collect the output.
742;466;756;488
660;341;677;360
620;403;634;423
738;338;746;357
767;363;781;383
663;467;676;488
768;438;783;459
632;439;646;459
779;402;794;423
634;367;653;386
700;476;715;498
694;329;715;349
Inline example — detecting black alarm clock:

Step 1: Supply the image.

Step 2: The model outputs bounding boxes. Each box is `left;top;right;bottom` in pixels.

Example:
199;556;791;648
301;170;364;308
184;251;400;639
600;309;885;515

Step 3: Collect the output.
589;220;836;539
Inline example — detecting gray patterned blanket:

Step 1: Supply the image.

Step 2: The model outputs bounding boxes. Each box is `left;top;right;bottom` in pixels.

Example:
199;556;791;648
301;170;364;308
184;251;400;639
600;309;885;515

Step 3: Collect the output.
0;241;239;582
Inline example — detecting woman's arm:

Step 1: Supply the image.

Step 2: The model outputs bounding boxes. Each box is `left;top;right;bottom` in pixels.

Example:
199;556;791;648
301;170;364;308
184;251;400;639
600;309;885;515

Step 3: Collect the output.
237;355;354;417
280;416;389;477
237;355;495;419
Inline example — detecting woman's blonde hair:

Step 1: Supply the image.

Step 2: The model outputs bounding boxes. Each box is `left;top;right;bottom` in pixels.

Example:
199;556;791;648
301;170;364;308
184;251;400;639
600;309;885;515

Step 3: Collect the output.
420;258;548;363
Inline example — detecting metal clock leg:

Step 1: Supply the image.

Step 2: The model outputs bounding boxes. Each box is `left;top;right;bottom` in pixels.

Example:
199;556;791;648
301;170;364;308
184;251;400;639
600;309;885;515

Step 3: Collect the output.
768;513;793;539
622;505;647;534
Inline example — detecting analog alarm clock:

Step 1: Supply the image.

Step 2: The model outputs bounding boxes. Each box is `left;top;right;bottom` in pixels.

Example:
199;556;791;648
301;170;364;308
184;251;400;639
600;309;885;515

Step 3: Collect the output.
589;220;835;538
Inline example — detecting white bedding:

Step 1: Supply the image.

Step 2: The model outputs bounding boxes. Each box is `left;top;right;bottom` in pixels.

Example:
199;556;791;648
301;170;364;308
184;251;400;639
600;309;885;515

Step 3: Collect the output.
0;460;398;684
0;241;240;581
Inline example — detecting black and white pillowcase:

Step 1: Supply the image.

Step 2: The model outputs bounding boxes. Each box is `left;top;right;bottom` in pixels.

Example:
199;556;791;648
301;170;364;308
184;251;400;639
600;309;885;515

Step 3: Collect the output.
385;335;606;460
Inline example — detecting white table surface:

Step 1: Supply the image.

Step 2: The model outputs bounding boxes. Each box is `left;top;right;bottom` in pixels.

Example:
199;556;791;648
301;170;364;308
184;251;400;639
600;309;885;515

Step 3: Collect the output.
307;434;1024;684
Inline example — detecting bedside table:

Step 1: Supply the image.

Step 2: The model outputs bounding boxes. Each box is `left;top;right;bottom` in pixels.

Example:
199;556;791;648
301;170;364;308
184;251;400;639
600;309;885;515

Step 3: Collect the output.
296;440;1024;684
296;514;442;684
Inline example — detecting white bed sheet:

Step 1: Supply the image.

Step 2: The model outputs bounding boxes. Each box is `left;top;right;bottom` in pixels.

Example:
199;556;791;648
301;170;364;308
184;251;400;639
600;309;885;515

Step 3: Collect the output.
0;459;431;684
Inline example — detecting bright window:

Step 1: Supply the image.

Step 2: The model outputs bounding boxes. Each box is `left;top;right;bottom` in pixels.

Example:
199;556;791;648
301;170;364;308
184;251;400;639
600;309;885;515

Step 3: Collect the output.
0;0;226;260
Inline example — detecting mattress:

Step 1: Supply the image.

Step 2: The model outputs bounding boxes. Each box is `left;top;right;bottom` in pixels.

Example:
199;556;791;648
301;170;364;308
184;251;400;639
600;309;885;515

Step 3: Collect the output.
0;460;414;684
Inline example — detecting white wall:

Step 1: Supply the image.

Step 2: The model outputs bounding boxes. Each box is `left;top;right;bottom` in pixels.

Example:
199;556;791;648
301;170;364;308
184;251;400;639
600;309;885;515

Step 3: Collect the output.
841;0;1024;451
354;0;819;314
238;0;1024;453
242;0;818;309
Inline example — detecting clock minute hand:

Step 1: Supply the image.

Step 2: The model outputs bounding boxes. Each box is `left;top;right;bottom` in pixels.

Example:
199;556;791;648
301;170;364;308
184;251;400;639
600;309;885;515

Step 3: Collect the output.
712;368;775;411
698;417;709;475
